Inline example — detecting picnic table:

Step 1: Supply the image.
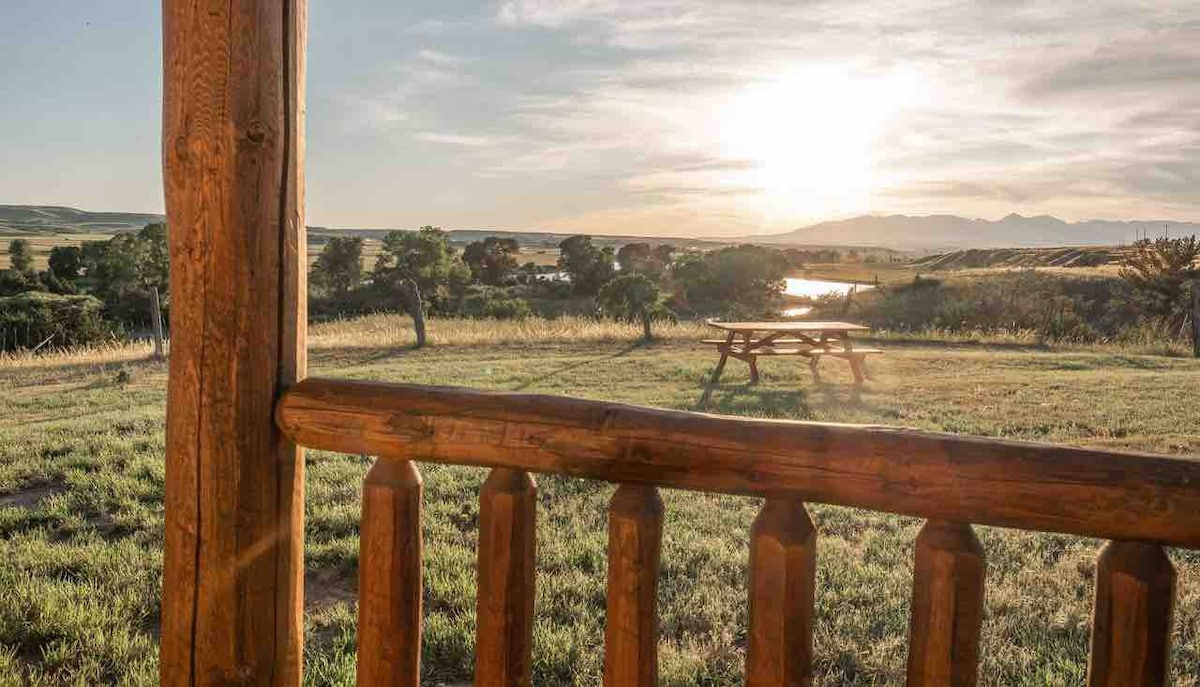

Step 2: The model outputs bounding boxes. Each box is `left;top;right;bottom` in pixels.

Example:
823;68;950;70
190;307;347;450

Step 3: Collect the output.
703;320;882;387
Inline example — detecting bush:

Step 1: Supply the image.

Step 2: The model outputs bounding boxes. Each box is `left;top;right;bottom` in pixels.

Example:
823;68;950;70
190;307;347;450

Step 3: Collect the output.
0;292;114;351
460;286;531;320
841;271;1144;343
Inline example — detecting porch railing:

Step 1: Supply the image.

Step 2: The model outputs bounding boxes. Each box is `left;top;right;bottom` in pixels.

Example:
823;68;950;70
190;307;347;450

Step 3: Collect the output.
158;2;1197;684
275;378;1198;686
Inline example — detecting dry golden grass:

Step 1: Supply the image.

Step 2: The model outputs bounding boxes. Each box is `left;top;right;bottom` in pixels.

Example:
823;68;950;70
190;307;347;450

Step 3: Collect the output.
309;314;712;349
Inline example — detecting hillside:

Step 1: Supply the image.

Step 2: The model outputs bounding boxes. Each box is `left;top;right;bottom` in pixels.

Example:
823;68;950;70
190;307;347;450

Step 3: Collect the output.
0;205;164;235
910;245;1132;270
760;213;1199;250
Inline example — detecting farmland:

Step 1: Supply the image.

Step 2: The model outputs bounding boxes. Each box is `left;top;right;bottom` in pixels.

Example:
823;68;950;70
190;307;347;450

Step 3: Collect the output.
1;317;1197;685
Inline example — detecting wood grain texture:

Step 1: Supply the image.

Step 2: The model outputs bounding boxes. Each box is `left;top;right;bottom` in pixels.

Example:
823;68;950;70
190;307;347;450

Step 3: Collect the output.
746;500;816;687
475;469;537;687
1086;541;1175;687
275;379;1200;548
161;0;306;684
906;521;985;687
357;458;423;687
604;485;664;687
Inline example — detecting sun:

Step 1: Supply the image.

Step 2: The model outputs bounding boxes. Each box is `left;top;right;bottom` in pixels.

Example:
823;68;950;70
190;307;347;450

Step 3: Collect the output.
719;66;920;224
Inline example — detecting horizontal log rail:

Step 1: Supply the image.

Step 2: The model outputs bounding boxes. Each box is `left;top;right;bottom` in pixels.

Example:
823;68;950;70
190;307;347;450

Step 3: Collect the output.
276;377;1200;548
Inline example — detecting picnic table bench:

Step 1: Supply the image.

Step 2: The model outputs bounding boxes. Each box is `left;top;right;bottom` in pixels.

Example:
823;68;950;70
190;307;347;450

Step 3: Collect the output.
704;320;882;386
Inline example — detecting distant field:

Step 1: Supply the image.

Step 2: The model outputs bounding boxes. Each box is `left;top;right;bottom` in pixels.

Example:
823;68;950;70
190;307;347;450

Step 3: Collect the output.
0;317;1197;685
0;234;112;270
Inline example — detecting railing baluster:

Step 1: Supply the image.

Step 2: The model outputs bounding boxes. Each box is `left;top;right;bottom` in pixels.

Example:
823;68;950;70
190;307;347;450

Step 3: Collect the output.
1086;541;1175;687
604;485;664;687
357;458;423;687
475;469;537;687
746;499;817;687
906;521;985;687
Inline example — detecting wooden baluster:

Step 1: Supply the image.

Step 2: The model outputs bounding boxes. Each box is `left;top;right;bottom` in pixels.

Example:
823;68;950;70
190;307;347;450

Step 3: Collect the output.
746;499;817;687
604;485;664;687
906;521;985;687
1086;541;1175;687
475;469;537;687
357;458;423;687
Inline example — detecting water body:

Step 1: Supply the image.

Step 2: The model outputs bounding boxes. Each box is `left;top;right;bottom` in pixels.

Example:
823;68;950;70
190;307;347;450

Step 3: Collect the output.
781;278;875;317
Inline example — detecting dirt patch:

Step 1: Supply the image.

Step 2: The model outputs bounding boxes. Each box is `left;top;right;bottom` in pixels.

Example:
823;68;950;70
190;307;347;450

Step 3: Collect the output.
306;566;357;610
0;480;67;509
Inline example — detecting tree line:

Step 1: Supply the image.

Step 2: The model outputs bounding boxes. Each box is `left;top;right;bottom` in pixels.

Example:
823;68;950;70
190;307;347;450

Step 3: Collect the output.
0;225;168;351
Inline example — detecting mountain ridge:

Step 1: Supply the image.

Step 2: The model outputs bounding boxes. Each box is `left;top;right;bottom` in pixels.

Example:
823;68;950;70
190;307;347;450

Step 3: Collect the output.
3;204;1195;251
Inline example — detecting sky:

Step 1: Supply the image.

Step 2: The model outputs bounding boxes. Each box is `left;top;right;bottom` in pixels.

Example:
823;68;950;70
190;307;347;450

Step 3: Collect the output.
0;1;1197;237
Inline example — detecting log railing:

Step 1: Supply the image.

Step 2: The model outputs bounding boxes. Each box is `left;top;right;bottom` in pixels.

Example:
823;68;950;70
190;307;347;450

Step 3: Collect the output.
275;377;1199;686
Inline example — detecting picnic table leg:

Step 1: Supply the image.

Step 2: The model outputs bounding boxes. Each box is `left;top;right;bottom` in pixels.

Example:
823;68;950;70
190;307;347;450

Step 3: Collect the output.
700;332;735;404
748;355;760;384
808;355;821;384
848;355;866;384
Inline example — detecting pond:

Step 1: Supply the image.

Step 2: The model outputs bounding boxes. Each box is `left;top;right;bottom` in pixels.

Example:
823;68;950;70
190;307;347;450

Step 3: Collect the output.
781;278;875;317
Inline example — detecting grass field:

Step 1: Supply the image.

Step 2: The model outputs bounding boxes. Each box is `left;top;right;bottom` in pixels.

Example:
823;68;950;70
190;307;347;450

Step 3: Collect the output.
0;317;1198;685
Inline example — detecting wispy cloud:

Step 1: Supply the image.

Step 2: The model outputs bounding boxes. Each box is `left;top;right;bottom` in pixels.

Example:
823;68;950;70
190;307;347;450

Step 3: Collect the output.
322;0;1199;234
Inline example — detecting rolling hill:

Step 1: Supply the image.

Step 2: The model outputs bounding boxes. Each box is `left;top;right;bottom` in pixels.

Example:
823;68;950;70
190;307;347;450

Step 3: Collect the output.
0;205;165;235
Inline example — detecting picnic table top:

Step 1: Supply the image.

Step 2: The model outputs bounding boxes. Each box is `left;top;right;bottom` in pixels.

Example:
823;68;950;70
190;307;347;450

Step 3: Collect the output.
705;320;869;333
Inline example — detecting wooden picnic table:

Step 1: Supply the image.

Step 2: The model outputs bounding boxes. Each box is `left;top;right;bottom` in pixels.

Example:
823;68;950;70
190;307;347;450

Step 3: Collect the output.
703;320;881;387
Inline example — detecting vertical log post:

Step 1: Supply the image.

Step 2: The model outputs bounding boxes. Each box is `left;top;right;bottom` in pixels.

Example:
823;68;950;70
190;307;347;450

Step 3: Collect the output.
1086;541;1175;687
161;0;307;685
357;458;424;687
746;499;817;687
1191;278;1199;359
604;485;664;687
906;521;986;687
475;469;537;687
151;285;165;359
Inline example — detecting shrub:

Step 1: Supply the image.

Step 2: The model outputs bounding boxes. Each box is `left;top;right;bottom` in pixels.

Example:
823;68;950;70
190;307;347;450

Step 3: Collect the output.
0;292;114;351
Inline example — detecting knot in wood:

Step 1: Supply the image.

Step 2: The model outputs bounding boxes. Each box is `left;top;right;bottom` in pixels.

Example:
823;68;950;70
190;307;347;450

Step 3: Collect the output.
245;121;268;145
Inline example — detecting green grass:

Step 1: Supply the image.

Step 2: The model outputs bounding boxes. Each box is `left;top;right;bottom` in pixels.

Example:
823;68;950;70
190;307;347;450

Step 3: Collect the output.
0;323;1198;684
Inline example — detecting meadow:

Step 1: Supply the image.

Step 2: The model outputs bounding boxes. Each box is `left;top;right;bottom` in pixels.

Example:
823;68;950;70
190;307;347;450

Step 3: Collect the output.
0;316;1198;685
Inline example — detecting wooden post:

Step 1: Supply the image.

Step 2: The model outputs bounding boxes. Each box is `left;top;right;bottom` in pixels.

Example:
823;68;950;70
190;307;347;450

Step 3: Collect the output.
475;469;537;687
357;458;423;687
1086;541;1175;686
1191;279;1199;358
604;485;664;687
906;521;985;687
160;0;307;685
746;499;816;687
151;286;165;359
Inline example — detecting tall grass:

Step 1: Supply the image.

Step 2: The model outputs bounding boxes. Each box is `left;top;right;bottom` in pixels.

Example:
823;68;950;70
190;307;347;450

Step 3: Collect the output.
309;314;711;349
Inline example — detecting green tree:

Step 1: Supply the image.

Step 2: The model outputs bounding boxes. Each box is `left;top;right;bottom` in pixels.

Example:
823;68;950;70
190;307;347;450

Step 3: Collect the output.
463;237;520;285
672;244;789;317
1119;235;1200;337
598;273;665;341
616;242;673;279
371;226;470;346
558;235;615;296
311;236;364;298
7;239;33;273
48;246;84;284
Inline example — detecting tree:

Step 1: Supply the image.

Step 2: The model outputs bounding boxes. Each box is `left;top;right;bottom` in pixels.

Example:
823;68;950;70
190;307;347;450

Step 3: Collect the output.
371;226;470;346
1119;235;1200;337
598;273;665;341
311;236;364;298
672;244;789;317
558;235;615;296
616;242;673;279
463;237;520;285
48;246;84;284
7;239;33;273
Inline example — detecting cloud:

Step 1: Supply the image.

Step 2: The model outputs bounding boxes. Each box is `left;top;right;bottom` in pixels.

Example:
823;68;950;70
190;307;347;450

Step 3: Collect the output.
328;0;1200;232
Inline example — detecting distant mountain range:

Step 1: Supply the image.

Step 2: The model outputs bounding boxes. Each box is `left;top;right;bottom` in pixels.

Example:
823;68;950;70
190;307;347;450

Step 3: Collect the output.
3;205;1195;251
757;213;1199;250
